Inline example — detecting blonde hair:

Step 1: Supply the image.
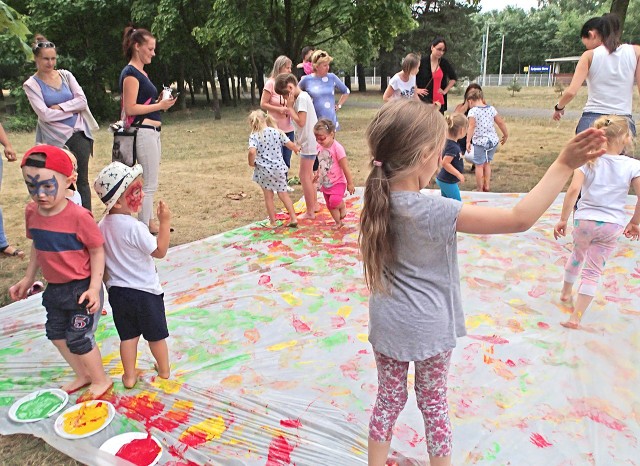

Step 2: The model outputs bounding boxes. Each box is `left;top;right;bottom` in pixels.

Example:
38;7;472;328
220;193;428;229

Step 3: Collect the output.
269;55;292;78
590;115;632;161
311;50;333;70
314;118;335;135
359;100;446;293
466;89;484;103
444;113;468;138
401;53;420;74
248;109;282;142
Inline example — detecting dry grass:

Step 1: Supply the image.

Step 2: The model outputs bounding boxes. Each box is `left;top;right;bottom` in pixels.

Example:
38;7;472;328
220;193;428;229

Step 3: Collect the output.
0;87;583;463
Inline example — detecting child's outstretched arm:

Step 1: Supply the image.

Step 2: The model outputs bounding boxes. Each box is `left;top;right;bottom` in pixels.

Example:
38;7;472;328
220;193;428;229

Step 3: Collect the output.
9;244;39;300
152;200;171;258
624;176;640;240
495;114;508;145
338;157;355;195
78;245;105;314
284;140;300;154
554;169;584;239
248;147;256;167
457;128;607;234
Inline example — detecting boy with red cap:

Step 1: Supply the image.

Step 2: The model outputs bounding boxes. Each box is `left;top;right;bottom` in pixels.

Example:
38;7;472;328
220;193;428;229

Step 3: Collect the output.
10;144;112;402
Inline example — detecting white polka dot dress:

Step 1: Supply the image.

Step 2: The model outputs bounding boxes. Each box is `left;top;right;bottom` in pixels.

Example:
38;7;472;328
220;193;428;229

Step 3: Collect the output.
249;127;290;192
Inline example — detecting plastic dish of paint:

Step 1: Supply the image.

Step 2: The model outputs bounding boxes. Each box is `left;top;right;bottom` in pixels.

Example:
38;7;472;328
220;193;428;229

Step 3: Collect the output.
99;432;163;466
54;400;115;439
8;389;69;423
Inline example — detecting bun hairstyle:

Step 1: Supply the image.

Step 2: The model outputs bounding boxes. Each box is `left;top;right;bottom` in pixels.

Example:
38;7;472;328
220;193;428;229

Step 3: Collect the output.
32;34;55;57
593;114;630;144
466;89;484;102
581;13;621;53
444;113;468;137
122;26;154;61
360;100;446;293
401;53;420;74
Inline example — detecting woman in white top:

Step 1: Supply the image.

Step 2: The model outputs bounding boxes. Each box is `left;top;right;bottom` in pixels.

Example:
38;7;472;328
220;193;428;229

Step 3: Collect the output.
552;13;640;135
382;53;426;102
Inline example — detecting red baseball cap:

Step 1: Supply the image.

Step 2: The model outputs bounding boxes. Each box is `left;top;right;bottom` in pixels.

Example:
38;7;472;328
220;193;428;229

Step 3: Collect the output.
21;145;74;177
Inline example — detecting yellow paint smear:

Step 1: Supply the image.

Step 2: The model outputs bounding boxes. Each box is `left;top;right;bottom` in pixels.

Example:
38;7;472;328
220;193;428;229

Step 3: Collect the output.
221;375;243;389
180;415;226;442
268;340;298;351
466;314;494;329
281;293;302;306
151;376;183;394
337;306;352;318
356;333;368;343
62;402;109;436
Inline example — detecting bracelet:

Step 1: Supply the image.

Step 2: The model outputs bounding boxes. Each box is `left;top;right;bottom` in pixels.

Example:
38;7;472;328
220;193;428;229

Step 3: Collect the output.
554;103;565;112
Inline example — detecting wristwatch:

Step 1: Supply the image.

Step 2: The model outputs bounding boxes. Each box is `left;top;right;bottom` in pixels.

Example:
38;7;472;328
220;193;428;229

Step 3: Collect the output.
554;103;564;112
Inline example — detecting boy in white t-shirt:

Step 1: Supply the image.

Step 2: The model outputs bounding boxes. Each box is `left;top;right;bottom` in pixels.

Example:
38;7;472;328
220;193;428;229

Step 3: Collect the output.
275;73;319;219
94;162;171;389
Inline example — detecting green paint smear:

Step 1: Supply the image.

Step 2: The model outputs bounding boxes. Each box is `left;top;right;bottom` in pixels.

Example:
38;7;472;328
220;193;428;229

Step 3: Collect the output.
519;373;529;393
0;347;23;358
209;353;251;371
0;396;15;406
16;392;63;420
318;331;349;350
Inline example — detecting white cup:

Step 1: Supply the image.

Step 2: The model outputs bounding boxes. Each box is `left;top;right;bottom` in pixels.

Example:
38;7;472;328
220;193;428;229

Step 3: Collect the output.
162;88;172;100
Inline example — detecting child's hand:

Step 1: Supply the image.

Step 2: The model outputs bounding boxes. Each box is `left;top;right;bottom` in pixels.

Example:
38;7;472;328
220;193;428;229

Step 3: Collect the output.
500;135;508;145
624;222;640;240
9;278;33;301
78;288;100;314
294;145;301;154
347;182;355;195
458;175;465;184
286;94;295;108
556;128;607;170
466;142;472;153
157;200;171;224
554;220;568;240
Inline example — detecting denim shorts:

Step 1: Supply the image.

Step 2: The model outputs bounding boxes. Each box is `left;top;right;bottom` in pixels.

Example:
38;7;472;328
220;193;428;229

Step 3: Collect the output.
108;286;168;342
472;143;498;165
576;112;636;136
42;277;103;355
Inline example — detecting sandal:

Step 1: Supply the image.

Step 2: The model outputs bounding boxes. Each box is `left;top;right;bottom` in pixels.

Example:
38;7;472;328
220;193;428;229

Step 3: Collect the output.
0;246;24;258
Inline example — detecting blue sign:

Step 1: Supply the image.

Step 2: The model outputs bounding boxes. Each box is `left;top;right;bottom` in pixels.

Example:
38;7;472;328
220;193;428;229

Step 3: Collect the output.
529;65;550;73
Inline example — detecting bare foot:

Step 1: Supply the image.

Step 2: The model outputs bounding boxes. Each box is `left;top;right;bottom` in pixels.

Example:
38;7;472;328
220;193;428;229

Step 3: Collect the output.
77;379;114;403
560;320;580;329
299;212;315;220
61;377;91;394
332;222;344;230
560;293;573;303
154;363;170;379
122;373;138;389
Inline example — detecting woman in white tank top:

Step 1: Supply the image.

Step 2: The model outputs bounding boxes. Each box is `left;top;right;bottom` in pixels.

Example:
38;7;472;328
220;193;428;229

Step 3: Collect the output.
552;13;640;135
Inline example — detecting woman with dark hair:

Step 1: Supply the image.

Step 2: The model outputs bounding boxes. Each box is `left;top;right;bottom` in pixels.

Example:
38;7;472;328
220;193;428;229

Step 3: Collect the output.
295;46;315;81
120;26;176;234
553;13;640;135
416;37;457;113
23;34;96;209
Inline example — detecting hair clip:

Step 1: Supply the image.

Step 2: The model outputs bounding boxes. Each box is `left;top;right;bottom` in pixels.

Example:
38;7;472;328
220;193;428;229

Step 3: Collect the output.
605;118;612;126
373;160;383;167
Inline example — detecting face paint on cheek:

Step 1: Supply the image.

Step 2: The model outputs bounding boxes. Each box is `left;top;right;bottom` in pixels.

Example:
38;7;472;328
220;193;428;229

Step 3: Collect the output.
26;174;59;198
126;184;144;211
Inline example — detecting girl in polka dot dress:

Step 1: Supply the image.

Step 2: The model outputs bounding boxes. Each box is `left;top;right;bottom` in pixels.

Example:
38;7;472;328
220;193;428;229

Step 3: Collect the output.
465;88;508;192
247;110;300;227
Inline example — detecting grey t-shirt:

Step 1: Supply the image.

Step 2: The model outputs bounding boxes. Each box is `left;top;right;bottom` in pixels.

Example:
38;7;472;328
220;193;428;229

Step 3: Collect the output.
368;191;465;361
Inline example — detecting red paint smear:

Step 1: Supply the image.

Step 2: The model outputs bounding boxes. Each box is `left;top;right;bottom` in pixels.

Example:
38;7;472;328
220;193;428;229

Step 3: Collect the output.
116;433;161;466
280;419;302;428
505;359;516;367
331;315;346;328
537;322;550;329
117;395;165;425
258;275;271;285
148;407;191;432
266;435;294;466
467;334;509;344
292;315;311;333
572;402;626;431
166;444;199;466
530;432;553;448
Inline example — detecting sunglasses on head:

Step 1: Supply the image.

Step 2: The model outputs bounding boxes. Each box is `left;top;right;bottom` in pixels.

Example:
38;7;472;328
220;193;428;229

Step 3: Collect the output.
33;41;56;52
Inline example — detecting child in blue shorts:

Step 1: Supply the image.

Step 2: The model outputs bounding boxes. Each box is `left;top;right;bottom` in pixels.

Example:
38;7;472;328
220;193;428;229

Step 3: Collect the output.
466;88;509;192
94;162;171;389
10;145;112;402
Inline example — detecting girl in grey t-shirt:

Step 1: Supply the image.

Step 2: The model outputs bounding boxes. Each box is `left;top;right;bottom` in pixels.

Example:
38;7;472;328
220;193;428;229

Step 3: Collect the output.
359;99;608;465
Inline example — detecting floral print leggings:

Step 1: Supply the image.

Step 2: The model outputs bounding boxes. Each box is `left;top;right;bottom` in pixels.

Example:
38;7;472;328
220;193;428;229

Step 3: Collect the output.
369;350;452;457
564;219;623;296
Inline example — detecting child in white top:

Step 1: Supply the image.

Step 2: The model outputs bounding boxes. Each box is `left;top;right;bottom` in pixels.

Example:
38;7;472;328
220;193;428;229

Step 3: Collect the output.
313;119;355;229
466;88;508;192
94;162;172;389
247;110;299;228
359;99;607;466
553;115;640;329
383;53;425;102
275;73;319;219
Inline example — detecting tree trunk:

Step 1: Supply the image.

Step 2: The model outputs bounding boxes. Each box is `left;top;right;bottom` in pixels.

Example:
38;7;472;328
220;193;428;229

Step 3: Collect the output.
217;65;231;105
241;76;248;93
203;74;211;104
379;63;388;93
344;73;351;92
611;0;630;35
357;63;367;92
250;52;258;107
230;68;238;107
178;61;186;110
188;79;196;106
204;65;221;120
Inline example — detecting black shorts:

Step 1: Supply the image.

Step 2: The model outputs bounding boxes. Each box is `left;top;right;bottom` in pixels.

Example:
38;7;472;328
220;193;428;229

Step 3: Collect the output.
108;286;168;342
42;277;102;355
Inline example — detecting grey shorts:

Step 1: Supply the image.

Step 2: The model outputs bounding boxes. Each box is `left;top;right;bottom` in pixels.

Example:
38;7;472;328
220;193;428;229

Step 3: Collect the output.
472;143;498;165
